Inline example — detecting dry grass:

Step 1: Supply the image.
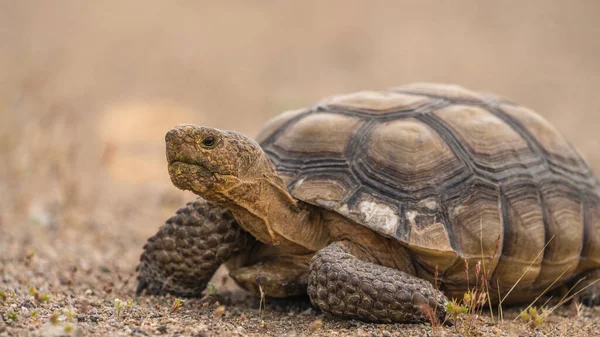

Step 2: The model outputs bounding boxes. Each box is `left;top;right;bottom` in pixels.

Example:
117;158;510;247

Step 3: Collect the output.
1;1;600;336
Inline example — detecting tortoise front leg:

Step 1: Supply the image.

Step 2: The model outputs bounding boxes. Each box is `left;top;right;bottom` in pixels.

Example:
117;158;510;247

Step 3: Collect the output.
307;241;448;323
136;198;250;297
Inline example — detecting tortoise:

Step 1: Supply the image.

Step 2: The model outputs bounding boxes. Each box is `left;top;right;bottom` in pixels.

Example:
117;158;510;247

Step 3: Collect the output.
136;83;600;323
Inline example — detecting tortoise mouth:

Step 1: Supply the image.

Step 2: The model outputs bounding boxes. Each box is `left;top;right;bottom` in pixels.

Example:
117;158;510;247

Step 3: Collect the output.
168;158;198;167
167;160;215;193
168;159;211;176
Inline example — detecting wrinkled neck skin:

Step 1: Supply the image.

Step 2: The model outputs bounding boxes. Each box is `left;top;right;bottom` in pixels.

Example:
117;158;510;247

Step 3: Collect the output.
207;155;330;255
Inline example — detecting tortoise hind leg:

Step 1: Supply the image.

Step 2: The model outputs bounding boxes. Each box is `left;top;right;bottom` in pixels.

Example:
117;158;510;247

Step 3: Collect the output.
576;269;600;307
136;198;250;297
307;241;449;323
229;255;312;298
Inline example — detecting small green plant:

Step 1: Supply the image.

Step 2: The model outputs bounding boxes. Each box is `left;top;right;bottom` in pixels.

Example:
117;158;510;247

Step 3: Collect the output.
65;308;76;321
29;286;50;302
114;298;124;318
7;311;17;321
519;306;544;329
442;230;502;336
64;323;73;333
207;283;216;295
0;290;6;302
114;298;133;318
170;298;182;313
513;275;600;329
31;310;37;318
445;299;468;322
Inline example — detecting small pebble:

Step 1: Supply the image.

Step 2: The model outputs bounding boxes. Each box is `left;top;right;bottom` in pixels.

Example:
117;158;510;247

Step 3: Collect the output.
309;319;323;332
213;305;226;319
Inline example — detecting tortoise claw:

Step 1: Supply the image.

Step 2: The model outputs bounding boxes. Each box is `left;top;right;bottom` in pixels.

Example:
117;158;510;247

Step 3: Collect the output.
135;278;148;296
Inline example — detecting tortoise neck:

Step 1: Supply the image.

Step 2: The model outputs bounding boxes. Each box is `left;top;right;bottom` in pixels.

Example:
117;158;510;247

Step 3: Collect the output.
214;159;330;253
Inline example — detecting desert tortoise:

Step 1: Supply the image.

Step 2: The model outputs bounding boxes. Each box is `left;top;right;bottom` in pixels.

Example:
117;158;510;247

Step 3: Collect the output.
137;83;600;323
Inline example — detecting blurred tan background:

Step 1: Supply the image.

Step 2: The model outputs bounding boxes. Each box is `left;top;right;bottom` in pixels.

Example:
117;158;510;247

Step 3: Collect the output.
1;1;599;249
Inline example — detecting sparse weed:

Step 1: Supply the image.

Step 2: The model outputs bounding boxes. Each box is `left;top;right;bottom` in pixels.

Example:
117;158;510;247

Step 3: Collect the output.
0;290;6;302
114;298;134;318
519;306;545;329
445;299;468;322
419;302;441;329
521;275;600;326
575;301;584;318
207;283;216;295
7;311;17;321
170;298;182;313
114;298;124;318
28;286;50;302
50;311;60;325
444;230;598;336
65;308;76;321
442;231;501;335
258;285;266;321
64;323;73;333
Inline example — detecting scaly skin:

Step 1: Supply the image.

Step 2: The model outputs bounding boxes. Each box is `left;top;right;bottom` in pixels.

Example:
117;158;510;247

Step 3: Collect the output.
136;198;250;297
307;241;448;323
579;269;600;307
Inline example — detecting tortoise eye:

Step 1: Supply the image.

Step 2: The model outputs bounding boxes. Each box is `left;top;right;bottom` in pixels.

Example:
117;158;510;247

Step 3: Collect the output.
201;136;216;148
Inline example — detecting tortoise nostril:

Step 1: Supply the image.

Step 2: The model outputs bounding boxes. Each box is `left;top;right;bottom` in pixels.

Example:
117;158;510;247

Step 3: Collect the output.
165;126;184;144
165;129;180;144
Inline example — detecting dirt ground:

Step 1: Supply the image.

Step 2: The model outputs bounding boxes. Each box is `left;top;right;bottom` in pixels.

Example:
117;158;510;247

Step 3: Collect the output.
1;1;600;336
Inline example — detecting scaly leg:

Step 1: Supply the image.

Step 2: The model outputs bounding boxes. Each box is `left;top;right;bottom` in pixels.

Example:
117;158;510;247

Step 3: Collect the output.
136;198;250;297
307;241;448;323
577;269;600;307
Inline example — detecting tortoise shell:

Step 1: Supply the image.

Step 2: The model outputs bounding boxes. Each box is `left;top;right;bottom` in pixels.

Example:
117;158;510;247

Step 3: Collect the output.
255;83;600;294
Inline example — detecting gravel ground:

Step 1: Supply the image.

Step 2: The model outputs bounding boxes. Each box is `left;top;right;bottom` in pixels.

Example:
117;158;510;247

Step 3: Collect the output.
1;228;599;337
2;1;600;336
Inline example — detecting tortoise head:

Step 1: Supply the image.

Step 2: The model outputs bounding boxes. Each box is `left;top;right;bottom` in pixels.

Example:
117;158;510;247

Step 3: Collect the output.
165;124;326;252
165;124;272;199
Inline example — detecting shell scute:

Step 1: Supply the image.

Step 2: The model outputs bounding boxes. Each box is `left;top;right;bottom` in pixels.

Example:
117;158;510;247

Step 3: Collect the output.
320;90;430;114
273;113;363;157
364;118;465;192
433;105;541;173
500;103;592;177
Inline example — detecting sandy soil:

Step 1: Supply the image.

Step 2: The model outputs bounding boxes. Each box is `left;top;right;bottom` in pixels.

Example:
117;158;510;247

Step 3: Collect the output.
1;1;600;336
